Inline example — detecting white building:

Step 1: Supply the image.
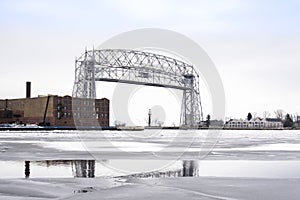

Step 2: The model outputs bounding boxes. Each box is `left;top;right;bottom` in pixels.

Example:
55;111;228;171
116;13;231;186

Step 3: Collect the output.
225;118;283;129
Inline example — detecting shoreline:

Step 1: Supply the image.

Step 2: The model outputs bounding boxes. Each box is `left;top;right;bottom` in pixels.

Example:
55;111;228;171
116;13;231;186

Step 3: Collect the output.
0;127;296;131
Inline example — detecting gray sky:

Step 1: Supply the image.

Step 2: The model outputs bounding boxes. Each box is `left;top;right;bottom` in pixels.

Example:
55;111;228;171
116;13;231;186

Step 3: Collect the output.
0;0;299;124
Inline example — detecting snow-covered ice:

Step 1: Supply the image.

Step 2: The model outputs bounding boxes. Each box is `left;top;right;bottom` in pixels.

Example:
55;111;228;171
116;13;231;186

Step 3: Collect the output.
0;129;300;199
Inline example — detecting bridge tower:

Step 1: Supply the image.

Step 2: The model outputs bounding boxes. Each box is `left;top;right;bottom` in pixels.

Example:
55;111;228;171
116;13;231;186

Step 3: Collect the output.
180;74;200;127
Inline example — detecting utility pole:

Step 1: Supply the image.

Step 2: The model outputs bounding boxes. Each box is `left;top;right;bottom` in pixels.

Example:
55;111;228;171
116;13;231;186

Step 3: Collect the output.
148;109;151;127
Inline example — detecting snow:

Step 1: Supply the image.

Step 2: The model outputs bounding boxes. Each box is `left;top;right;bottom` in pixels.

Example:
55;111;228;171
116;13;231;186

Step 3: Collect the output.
0;178;122;200
0;177;299;200
0;129;300;199
231;143;300;151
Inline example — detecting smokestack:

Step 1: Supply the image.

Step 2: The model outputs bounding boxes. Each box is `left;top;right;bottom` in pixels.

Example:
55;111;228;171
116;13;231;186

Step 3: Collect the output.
26;82;31;98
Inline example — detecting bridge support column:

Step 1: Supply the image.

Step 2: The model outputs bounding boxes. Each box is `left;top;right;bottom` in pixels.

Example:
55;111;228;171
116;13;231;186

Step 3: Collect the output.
180;75;200;128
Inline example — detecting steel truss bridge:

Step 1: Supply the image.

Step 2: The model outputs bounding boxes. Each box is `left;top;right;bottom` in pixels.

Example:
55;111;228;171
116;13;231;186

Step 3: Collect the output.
73;49;203;127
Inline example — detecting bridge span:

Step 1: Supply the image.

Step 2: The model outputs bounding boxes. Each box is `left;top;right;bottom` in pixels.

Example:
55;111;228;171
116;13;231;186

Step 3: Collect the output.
73;49;203;127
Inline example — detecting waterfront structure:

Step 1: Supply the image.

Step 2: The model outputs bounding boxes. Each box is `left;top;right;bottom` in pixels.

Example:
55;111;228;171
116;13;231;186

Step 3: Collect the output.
225;118;283;129
0;95;109;127
73;49;203;128
148;109;152;127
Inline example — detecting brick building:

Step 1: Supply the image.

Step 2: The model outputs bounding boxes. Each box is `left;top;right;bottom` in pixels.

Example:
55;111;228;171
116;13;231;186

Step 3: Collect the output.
0;95;109;127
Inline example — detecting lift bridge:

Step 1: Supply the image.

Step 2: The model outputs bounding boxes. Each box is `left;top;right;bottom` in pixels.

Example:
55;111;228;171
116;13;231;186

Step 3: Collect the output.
72;49;203;128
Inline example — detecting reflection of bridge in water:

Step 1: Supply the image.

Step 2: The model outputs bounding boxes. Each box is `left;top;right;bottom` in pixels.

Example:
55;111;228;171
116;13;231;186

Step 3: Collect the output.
24;160;198;179
24;160;96;178
72;160;95;178
118;160;199;178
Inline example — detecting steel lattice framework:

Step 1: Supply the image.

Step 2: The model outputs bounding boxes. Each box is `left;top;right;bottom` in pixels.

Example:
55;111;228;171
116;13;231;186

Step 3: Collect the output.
73;49;203;127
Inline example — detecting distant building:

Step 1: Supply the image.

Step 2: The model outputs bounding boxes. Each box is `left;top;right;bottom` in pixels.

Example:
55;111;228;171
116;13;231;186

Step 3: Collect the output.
209;120;224;128
0;95;109;127
225;118;283;129
295;116;300;129
263;118;283;129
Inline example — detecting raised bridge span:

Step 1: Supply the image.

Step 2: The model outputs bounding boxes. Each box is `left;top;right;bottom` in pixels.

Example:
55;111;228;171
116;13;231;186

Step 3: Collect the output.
72;49;203;127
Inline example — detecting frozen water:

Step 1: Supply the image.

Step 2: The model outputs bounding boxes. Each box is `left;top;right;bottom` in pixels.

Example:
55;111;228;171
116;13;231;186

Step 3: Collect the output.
1;129;300;199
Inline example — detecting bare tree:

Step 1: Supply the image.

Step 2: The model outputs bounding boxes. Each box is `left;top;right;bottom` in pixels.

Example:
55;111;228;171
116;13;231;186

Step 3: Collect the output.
262;111;270;119
274;109;284;120
115;120;126;127
144;118;149;125
154;118;158;126
157;121;164;127
293;113;299;122
290;114;294;122
252;112;257;119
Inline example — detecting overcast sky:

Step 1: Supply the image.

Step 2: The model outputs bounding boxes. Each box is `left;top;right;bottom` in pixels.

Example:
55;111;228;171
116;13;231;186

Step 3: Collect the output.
0;0;299;124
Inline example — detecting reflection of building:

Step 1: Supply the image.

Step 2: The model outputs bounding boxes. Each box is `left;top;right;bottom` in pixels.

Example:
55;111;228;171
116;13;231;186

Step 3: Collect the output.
0;96;109;127
225;118;283;129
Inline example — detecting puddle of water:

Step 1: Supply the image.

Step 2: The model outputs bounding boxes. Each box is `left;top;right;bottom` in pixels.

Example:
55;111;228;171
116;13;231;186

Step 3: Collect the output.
1;159;300;179
197;160;300;178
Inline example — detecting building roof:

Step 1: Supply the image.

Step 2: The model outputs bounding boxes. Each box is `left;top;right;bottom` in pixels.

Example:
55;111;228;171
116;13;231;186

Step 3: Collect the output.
265;118;282;122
